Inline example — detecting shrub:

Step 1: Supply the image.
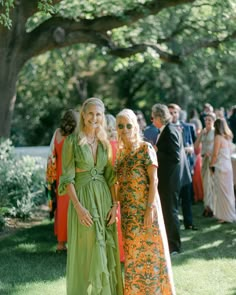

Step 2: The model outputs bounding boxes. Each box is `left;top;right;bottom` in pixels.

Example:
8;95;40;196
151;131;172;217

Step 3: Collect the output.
0;139;46;221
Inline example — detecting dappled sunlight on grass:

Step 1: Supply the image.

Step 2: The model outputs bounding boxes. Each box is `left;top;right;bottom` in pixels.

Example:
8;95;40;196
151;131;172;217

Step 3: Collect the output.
197;239;224;250
0;203;236;295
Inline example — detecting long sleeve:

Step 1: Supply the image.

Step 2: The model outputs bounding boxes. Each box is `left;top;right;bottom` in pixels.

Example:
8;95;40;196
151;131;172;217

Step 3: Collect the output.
58;135;75;195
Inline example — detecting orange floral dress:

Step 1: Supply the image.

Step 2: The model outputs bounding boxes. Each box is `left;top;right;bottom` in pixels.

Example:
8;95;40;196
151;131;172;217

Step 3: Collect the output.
116;142;176;295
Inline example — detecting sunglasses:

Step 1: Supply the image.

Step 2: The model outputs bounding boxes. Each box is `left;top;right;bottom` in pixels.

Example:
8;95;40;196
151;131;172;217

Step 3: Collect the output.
117;123;133;130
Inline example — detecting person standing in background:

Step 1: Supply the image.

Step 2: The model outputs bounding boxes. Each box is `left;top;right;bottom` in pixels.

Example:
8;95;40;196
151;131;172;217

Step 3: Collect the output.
105;113;125;263
46;109;78;252
189;109;204;202
194;112;216;217
143;116;160;149
168;103;197;231
209;118;236;223
152;104;182;254
200;103;214;128
134;109;147;134
228;105;236;144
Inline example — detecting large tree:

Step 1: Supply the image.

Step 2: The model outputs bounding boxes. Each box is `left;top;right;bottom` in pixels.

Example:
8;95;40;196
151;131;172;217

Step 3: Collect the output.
0;0;235;137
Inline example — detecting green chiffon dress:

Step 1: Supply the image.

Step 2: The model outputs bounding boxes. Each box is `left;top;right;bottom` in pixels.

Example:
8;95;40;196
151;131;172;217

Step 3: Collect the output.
58;134;123;295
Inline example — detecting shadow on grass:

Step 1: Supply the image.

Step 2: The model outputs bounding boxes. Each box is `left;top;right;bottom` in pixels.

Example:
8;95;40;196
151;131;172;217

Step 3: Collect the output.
173;202;236;264
0;221;66;294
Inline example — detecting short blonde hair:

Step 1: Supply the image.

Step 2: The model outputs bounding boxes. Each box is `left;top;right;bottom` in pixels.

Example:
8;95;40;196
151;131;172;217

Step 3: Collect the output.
116;109;142;149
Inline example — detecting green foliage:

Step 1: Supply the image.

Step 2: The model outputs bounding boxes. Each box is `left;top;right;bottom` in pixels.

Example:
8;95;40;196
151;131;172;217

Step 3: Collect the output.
0;0;55;28
0;139;46;220
0;0;14;28
7;0;236;145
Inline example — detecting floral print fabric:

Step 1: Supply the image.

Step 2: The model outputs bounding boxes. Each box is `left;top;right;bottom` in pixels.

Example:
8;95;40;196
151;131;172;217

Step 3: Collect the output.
116;142;175;295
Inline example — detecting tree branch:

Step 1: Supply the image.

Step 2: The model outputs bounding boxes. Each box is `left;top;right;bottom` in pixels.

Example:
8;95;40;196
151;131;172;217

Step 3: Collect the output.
21;0;196;61
182;30;236;56
109;44;182;64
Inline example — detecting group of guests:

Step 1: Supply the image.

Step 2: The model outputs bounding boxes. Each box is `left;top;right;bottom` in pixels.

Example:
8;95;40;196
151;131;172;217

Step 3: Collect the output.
45;98;236;295
46;98;176;295
194;111;236;223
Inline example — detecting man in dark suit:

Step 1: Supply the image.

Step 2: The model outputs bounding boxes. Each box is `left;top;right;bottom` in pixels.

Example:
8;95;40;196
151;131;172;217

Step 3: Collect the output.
168;103;198;231
151;103;182;254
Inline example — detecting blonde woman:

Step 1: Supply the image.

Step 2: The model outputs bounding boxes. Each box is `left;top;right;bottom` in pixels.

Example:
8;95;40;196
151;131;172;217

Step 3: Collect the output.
116;109;175;295
210;118;236;223
58;98;123;295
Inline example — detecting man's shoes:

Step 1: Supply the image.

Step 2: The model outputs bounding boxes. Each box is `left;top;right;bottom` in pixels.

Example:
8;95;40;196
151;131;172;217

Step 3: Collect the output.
185;225;198;231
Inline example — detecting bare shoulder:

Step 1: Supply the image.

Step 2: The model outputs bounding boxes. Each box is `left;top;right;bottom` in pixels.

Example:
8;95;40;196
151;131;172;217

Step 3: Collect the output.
55;128;64;142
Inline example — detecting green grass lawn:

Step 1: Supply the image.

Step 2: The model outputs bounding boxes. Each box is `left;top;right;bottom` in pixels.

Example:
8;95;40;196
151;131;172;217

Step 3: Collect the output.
0;202;236;295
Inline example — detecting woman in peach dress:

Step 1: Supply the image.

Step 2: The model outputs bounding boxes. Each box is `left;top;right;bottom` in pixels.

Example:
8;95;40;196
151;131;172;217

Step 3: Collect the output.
116;109;175;295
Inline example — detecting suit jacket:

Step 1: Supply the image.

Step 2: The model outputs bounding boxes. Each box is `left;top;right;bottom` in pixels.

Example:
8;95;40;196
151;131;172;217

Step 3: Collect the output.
156;122;182;252
156;123;182;194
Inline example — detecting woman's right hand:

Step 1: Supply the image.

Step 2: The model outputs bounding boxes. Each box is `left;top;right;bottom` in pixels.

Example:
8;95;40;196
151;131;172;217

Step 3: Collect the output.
74;203;93;227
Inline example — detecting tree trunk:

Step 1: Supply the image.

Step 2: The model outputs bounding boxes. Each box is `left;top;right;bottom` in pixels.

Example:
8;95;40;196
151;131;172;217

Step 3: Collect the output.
0;3;27;138
0;69;17;138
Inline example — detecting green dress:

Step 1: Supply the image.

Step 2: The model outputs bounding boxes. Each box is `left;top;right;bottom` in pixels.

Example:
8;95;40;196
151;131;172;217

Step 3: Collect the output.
58;134;123;295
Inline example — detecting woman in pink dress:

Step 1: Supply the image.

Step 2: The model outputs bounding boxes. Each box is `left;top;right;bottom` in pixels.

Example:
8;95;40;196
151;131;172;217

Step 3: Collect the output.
46;109;78;252
106;114;125;262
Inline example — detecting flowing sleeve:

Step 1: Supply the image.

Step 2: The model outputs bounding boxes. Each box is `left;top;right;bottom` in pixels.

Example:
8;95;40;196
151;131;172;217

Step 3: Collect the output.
45;130;57;189
58;135;75;195
144;142;158;167
45;130;57;215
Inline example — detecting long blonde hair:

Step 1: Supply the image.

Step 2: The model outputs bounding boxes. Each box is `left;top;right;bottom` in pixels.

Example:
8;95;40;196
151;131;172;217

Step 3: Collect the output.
116;108;142;151
76;97;110;150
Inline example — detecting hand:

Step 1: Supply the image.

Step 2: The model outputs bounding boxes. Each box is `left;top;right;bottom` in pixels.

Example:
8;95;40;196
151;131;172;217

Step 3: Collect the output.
75;204;93;227
107;206;117;226
144;207;155;227
185;146;194;154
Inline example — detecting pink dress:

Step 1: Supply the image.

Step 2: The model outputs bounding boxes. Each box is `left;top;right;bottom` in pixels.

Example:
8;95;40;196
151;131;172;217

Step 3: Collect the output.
110;140;125;263
54;134;70;242
193;145;204;202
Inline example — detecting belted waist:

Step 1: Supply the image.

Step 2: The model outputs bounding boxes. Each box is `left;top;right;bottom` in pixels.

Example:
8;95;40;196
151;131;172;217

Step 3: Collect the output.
75;167;104;186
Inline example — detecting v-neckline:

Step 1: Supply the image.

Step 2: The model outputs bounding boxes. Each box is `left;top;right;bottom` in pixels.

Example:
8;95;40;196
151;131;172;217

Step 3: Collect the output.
88;141;99;166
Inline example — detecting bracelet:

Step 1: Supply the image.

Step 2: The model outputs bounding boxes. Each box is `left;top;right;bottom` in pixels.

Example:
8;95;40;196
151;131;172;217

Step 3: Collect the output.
74;202;80;208
147;202;155;209
111;201;119;208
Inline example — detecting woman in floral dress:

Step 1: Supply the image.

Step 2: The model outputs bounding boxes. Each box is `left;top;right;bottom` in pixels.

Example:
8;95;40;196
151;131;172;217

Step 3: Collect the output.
115;109;176;295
